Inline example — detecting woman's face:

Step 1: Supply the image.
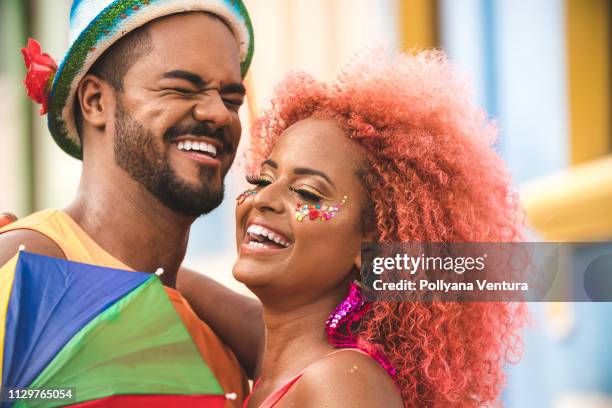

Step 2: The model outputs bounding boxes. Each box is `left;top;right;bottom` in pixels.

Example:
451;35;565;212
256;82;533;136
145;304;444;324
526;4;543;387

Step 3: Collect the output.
233;118;370;308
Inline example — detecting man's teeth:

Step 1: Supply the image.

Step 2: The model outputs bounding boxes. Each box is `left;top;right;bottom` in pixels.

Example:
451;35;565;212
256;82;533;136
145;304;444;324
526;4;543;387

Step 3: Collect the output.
177;141;217;157
246;224;290;248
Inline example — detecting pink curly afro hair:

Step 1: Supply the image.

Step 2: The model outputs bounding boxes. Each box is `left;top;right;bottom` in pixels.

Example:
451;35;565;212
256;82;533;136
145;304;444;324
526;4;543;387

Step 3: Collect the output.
246;49;526;407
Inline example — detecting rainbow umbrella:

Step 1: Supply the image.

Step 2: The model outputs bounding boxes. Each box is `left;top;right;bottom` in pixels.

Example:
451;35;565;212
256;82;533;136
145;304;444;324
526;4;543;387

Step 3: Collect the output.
0;251;227;407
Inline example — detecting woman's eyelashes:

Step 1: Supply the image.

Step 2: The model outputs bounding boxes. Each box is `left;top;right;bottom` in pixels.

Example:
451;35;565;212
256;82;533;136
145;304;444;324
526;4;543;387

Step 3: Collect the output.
289;185;324;203
246;174;272;187
245;175;326;203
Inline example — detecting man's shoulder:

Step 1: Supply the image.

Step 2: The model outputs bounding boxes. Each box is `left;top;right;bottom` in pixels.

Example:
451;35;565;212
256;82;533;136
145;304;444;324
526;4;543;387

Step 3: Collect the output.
0;229;66;266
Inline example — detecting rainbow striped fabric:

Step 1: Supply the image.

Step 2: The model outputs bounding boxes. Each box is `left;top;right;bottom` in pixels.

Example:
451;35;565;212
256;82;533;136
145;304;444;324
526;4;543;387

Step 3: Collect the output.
0;251;226;407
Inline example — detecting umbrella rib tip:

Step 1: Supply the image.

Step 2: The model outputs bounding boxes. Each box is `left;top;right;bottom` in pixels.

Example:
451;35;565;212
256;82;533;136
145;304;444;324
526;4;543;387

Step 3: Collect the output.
155;267;164;277
18;244;26;252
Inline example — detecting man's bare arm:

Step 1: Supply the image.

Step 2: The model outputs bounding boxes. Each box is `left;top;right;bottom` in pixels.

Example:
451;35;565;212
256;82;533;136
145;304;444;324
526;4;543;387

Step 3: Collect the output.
177;267;264;379
0;216;265;378
0;229;66;266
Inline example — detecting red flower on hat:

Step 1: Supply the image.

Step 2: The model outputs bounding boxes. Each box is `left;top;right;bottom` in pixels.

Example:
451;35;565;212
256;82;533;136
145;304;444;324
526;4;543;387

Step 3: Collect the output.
21;38;58;115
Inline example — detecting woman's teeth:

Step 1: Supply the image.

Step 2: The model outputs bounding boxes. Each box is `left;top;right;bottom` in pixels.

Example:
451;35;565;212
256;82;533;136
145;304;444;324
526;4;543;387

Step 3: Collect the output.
247;241;270;249
246;224;290;248
177;140;217;157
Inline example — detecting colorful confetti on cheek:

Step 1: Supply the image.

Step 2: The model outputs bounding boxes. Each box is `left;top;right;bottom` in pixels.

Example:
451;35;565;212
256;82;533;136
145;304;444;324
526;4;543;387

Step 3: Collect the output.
236;189;257;204
295;195;348;222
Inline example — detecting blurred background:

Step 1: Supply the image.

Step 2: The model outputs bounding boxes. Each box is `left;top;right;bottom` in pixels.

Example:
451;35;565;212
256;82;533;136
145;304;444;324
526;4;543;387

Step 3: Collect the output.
0;0;611;406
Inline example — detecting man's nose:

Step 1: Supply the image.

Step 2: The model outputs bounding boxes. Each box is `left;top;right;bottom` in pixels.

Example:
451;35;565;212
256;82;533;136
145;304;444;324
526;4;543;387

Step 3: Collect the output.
192;92;232;130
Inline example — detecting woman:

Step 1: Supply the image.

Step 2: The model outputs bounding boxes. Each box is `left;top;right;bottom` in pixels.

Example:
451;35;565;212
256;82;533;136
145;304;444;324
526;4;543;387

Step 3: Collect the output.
230;49;525;407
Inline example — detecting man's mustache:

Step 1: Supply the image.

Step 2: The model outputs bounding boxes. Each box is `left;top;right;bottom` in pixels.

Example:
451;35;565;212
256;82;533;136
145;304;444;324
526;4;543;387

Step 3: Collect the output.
163;123;234;153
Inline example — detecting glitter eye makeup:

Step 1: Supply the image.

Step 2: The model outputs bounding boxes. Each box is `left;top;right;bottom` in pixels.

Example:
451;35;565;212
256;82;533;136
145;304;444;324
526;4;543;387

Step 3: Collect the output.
245;174;272;187
289;185;325;203
236;188;257;204
295;195;348;222
238;174;274;204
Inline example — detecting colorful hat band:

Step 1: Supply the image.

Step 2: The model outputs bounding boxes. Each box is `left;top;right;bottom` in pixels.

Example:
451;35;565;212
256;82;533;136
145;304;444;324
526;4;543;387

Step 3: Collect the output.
48;0;254;160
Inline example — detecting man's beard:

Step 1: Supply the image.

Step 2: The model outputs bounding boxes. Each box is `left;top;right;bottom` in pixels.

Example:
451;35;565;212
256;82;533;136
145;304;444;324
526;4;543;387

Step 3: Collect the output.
113;102;225;217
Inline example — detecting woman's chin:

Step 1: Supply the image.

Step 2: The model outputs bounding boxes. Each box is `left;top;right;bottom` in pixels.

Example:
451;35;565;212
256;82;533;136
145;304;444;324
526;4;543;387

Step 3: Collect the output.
232;259;274;289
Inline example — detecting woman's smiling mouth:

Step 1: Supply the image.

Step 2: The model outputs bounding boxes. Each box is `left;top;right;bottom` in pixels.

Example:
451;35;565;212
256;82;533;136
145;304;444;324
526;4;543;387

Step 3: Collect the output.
242;223;291;252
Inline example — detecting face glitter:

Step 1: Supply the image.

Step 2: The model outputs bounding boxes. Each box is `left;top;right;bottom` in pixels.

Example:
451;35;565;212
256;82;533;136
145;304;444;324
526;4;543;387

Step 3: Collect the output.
294;195;348;222
236;188;257;204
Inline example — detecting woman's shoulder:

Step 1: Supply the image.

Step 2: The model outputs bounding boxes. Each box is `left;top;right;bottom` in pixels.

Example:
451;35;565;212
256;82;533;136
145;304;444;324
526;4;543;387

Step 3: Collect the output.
284;349;403;407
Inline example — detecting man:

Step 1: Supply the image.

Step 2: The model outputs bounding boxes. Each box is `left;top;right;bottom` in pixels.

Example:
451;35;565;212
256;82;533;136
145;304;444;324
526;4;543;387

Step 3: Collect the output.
0;1;262;404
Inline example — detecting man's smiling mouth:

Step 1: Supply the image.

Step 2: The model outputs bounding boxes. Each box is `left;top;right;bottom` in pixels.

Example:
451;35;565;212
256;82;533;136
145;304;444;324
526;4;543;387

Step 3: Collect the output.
175;139;218;158
171;136;223;167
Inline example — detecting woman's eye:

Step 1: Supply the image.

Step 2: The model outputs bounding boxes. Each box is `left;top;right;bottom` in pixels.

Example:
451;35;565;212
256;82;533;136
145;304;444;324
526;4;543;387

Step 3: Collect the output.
246;175;272;187
290;186;323;202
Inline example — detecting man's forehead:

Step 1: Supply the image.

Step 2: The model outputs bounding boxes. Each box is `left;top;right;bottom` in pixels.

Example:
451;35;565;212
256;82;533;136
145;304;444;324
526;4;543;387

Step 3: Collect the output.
142;13;242;81
146;11;237;43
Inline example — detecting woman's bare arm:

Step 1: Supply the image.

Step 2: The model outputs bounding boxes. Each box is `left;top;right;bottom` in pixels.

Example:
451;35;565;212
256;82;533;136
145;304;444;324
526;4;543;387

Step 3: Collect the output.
176;267;264;379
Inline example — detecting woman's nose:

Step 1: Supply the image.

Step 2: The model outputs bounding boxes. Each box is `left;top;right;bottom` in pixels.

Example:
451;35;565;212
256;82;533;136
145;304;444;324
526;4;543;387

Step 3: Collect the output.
252;182;285;214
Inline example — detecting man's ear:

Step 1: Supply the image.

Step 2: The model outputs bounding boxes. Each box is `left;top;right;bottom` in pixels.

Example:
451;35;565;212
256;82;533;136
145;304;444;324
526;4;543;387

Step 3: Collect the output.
77;74;113;129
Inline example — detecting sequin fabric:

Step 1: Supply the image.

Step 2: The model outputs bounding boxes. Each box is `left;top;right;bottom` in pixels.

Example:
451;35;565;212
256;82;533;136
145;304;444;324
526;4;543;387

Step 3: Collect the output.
325;282;399;378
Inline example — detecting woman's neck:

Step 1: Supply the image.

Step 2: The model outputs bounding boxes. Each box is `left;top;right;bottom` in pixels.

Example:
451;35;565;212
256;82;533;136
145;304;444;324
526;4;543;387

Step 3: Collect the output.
259;293;342;382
